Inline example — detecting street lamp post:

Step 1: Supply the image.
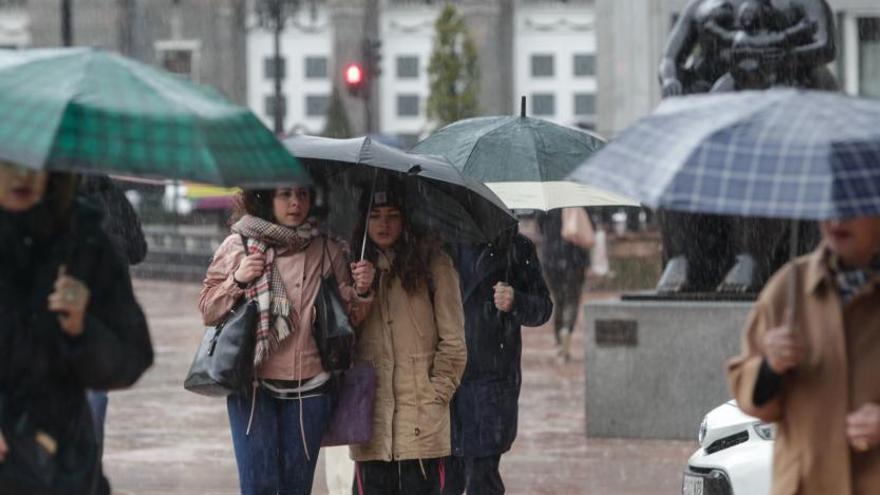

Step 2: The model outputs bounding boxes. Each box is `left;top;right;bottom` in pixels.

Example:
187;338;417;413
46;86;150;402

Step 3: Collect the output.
255;0;300;136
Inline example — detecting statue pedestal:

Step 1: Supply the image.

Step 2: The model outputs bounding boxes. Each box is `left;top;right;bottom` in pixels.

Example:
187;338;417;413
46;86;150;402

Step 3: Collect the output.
583;298;753;440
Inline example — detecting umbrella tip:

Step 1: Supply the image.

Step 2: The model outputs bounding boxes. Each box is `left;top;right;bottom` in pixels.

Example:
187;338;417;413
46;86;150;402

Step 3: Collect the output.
520;96;526;118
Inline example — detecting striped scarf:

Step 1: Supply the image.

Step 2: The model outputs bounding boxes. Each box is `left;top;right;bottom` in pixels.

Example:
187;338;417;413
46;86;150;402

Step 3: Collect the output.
231;214;318;365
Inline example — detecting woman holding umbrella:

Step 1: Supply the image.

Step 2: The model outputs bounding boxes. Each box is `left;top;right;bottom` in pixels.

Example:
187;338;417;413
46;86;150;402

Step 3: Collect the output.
199;184;375;495
0;162;154;495
349;178;467;495
727;215;880;493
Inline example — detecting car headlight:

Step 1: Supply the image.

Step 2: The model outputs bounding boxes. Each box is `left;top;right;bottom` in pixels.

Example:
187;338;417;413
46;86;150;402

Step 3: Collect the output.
753;422;775;440
698;416;708;445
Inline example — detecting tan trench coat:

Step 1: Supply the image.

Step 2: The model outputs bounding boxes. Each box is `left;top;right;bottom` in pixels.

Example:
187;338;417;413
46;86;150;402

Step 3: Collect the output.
727;246;880;495
350;250;467;462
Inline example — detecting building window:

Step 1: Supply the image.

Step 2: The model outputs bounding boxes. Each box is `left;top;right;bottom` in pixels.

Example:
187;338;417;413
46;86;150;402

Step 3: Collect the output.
531;54;554;77
858;17;880;98
264;95;287;120
305;56;327;79
397;94;420;117
305;94;330;117
264;56;286;80
531;93;555;116
573;54;595;77
156;40;199;80
574;93;596;116
396;56;419;79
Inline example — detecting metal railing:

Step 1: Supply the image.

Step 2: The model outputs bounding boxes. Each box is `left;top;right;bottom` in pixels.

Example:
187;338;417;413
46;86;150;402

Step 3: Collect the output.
131;225;229;282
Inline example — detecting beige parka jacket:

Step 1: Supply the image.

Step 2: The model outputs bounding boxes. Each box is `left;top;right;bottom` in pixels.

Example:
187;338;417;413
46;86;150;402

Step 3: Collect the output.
350;249;467;462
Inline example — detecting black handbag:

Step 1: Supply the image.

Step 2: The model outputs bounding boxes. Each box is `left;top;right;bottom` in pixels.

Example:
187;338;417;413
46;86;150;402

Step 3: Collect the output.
184;235;257;397
312;238;356;372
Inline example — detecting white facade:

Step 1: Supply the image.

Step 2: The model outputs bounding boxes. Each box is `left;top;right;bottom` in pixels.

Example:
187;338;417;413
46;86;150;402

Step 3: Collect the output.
837;3;880;98
0;5;31;49
247;4;334;135
378;3;438;140
514;2;597;128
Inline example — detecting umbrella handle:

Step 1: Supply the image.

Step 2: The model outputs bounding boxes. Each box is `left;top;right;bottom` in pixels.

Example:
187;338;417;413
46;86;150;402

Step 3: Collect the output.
786;220;799;322
786;219;810;362
359;169;379;261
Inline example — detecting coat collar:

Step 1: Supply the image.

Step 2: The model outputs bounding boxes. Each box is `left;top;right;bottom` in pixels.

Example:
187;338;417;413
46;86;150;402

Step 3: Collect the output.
805;244;831;295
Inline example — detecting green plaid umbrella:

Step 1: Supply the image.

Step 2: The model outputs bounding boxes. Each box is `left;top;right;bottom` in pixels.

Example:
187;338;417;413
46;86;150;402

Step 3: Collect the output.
0;47;307;187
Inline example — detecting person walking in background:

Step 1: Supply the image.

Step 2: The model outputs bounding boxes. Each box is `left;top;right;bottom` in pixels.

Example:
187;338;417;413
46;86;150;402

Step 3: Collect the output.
538;207;595;362
727;215;880;494
445;227;553;495
0;163;154;495
349;181;467;495
78;174;148;463
199;184;375;495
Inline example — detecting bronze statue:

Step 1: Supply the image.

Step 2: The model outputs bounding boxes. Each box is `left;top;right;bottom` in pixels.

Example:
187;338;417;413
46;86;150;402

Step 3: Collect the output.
656;0;836;293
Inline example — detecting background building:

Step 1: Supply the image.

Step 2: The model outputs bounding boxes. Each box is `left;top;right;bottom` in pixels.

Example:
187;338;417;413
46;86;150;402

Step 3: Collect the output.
0;0;30;48
14;0;875;143
514;1;597;128
247;1;333;135
251;0;594;142
26;0;247;104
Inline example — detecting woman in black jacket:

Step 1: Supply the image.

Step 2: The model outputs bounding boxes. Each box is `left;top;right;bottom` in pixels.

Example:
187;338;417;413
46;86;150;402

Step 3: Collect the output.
0;163;153;495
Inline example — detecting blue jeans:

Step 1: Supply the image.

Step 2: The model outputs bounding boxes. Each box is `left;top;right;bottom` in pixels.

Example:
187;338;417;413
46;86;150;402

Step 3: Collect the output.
86;389;108;452
227;387;333;495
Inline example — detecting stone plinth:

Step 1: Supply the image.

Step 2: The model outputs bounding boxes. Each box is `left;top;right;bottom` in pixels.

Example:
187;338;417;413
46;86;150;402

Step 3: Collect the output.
584;299;753;440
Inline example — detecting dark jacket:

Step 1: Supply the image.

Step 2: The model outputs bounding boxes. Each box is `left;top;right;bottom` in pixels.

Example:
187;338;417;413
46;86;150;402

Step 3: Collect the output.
449;234;552;457
0;199;153;495
78;175;147;266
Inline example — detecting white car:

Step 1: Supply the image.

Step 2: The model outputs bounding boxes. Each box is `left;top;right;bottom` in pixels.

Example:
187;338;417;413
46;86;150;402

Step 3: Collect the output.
682;400;773;495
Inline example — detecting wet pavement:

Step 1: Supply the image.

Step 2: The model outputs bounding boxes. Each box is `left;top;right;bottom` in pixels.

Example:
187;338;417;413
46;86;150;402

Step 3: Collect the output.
103;280;694;494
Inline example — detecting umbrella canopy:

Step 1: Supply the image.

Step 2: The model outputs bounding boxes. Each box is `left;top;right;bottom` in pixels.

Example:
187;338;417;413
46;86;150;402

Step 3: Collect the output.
0;47;307;187
411;113;637;210
284;135;517;245
568;89;880;220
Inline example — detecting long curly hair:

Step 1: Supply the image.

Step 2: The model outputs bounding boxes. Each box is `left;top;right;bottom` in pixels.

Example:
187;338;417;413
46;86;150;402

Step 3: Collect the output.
230;189;275;224
352;197;436;295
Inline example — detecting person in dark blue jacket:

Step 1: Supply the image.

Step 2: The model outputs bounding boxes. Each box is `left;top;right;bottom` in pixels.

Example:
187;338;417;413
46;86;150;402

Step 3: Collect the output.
445;227;553;495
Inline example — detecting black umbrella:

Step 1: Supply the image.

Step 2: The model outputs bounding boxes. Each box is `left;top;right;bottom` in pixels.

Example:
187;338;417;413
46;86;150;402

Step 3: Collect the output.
283;135;517;252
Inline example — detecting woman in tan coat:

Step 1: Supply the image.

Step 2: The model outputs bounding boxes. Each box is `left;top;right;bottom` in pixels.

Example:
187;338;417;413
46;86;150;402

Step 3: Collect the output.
199;185;375;495
350;182;467;495
728;215;880;495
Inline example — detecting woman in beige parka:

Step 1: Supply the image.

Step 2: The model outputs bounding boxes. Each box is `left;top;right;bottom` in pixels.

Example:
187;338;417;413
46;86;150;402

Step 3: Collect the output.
349;181;467;495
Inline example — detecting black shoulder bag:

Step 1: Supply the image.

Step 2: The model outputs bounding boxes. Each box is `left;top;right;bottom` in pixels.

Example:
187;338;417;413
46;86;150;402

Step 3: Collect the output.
312;237;356;372
184;235;257;397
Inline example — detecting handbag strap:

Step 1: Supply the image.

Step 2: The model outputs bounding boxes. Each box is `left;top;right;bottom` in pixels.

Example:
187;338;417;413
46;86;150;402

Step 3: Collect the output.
319;235;332;278
238;234;254;294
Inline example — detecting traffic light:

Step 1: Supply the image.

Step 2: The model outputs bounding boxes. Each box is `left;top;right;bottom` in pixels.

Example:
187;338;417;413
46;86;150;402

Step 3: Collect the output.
343;38;381;103
344;63;365;96
362;38;382;80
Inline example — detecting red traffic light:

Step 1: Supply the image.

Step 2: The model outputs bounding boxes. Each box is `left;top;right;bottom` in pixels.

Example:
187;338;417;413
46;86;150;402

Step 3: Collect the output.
345;63;363;86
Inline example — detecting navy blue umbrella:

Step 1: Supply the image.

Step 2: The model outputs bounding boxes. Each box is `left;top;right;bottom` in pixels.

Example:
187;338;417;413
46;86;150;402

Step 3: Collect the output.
569;89;880;220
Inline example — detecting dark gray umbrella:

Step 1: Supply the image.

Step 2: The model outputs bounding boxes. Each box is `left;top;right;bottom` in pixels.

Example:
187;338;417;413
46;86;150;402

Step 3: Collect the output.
284;135;517;248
